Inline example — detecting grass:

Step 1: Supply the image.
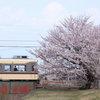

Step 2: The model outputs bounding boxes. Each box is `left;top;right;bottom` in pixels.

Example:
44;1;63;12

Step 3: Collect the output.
22;88;100;100
0;87;100;100
0;93;27;100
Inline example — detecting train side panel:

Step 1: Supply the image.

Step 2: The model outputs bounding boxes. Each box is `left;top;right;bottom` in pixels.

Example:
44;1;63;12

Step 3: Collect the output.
0;73;38;80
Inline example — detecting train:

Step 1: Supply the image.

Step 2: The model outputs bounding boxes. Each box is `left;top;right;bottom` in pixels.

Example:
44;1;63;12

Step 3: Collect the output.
0;55;39;93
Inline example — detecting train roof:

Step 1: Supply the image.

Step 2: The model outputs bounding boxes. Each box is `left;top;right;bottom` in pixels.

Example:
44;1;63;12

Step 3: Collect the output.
0;55;38;64
0;58;38;64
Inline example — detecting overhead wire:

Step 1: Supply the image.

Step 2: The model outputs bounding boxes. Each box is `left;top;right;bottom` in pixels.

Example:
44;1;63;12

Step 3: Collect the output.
0;40;38;42
0;46;41;48
0;40;41;49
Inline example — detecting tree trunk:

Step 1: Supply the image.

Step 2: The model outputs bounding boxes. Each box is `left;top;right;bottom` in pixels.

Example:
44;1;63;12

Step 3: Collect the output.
80;81;91;90
84;82;91;89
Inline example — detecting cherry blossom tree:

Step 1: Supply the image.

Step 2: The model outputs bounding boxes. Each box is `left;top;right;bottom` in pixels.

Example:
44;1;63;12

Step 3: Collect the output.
29;15;100;89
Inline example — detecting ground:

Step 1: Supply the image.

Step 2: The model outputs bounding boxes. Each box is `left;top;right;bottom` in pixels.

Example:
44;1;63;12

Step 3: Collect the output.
0;88;100;100
22;88;100;100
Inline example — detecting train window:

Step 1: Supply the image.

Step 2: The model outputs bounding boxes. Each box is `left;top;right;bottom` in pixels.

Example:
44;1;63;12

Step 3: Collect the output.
32;65;34;71
0;65;2;71
13;65;26;72
4;65;11;72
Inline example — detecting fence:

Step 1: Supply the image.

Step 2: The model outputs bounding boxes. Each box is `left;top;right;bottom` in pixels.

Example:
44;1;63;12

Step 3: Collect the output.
42;80;83;89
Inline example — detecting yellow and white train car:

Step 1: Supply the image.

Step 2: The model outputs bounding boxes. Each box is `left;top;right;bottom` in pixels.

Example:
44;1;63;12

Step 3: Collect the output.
0;56;39;81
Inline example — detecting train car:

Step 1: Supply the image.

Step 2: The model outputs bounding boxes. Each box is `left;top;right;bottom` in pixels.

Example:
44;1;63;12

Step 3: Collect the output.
0;55;38;81
0;55;39;93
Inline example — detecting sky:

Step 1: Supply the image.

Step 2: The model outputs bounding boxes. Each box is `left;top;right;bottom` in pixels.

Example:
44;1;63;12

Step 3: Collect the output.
0;0;100;58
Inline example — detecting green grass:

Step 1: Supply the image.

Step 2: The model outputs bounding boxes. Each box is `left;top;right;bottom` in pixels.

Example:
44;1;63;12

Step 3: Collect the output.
22;88;100;100
0;93;27;100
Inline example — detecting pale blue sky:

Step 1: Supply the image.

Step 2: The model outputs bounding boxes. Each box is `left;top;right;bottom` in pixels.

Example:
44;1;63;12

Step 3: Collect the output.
0;0;100;58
